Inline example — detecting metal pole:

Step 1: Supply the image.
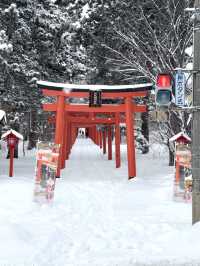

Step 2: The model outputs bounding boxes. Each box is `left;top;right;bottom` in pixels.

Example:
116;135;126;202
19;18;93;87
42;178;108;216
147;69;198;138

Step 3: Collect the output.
192;0;200;224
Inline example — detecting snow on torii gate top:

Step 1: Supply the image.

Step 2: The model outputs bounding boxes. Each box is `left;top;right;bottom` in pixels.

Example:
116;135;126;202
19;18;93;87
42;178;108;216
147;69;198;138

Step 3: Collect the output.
37;81;153;102
38;81;153;113
37;81;153;93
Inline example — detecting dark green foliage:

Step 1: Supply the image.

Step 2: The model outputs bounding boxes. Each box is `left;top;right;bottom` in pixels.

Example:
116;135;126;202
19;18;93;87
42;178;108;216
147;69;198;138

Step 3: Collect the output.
0;1;88;147
0;0;194;154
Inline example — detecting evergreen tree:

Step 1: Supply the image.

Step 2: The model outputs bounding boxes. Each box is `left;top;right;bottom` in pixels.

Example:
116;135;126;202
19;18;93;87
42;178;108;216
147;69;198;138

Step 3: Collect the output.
0;1;88;148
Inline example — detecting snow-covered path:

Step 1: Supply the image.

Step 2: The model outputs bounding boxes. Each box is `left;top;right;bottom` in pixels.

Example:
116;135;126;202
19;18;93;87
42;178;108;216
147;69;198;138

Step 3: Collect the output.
0;139;199;266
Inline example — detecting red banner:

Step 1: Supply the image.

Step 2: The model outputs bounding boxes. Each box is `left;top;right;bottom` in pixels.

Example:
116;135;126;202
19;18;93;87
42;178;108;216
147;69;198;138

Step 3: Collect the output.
174;144;192;203
34;142;60;203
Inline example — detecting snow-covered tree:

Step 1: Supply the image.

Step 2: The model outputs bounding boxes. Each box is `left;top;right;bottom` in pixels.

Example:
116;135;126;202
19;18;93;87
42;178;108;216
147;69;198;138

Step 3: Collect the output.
0;29;12;95
103;0;194;82
0;1;89;148
71;0;194;164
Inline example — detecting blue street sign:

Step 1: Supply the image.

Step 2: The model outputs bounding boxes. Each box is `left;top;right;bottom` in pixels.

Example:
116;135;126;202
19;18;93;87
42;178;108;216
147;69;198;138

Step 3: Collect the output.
175;72;186;107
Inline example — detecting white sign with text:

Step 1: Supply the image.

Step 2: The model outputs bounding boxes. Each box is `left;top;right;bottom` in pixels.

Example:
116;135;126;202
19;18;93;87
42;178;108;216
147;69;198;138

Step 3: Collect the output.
175;72;186;107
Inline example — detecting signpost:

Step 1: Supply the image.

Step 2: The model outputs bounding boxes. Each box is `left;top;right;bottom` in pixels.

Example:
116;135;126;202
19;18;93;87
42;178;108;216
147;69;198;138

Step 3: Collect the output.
175;71;186;107
34;142;60;203
170;132;192;202
174;145;192;202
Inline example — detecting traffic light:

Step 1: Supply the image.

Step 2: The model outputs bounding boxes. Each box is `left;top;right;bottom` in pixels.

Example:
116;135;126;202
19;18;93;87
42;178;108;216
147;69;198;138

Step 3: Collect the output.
155;73;173;106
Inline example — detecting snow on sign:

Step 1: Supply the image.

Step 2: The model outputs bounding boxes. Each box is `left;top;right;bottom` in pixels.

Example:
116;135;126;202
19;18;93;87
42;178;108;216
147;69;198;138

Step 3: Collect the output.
33;142;60;203
175;72;185;107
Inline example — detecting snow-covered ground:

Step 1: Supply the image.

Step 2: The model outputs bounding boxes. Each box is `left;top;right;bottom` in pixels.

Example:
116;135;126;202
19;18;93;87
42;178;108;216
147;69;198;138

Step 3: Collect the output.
0;139;199;266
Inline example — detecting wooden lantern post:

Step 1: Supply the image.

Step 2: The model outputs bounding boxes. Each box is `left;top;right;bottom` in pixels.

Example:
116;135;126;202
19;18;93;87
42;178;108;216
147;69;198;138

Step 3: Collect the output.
1;130;23;177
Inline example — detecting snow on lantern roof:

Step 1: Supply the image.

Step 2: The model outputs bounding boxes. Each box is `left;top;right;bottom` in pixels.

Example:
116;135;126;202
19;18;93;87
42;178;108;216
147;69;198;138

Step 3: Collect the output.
1;129;23;141
169;132;191;143
37;80;153;93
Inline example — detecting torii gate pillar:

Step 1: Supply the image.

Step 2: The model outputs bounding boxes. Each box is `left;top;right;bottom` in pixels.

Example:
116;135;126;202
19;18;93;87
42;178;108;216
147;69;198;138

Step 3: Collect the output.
99;131;103;149
125;97;136;179
115;113;121;168
103;129;107;154
108;126;112;160
54;95;65;177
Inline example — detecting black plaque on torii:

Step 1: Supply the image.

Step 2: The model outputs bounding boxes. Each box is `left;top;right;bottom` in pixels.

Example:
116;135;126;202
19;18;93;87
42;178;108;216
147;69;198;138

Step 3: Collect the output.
89;90;102;107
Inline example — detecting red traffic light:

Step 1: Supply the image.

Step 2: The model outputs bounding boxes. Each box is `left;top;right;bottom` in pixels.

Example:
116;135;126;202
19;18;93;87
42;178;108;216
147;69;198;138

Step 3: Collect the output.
156;74;172;88
155;73;173;106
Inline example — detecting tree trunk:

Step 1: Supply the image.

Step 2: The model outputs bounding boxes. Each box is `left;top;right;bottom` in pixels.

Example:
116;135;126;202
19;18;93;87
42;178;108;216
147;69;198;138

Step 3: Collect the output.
27;109;38;150
169;147;175;166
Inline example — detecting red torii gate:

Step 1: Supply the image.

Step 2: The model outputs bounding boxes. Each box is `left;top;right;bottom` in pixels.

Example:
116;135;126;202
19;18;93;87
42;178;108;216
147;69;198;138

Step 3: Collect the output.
38;81;152;179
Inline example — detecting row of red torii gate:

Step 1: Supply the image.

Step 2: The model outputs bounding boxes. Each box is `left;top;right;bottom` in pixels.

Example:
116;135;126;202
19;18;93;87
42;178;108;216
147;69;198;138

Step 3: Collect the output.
37;81;153;179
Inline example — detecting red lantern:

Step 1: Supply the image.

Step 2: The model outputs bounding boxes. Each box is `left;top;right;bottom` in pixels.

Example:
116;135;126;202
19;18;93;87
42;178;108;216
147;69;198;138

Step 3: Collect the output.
1;129;23;177
7;134;18;148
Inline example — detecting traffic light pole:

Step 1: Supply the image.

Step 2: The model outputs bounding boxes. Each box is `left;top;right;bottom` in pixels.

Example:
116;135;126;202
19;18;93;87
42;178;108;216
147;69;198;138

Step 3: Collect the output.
192;0;200;225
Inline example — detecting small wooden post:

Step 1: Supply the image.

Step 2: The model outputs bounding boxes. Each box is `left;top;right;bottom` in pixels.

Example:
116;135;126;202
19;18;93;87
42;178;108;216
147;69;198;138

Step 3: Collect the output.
9;147;14;177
